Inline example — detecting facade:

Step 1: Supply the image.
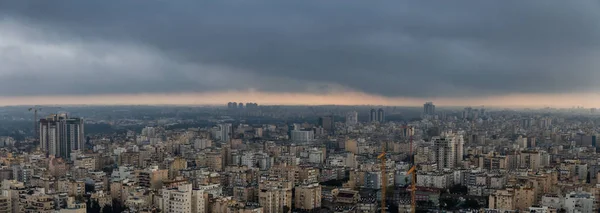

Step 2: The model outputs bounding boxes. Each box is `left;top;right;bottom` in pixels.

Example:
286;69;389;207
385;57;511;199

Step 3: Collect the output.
159;184;207;213
345;111;358;125
259;188;292;213
423;102;435;115
377;108;385;123
489;189;514;211
290;130;314;143
433;131;464;171
39;114;84;159
0;195;9;213
369;109;377;123
318;116;334;134
520;151;541;171
294;183;322;210
213;124;232;142
564;192;595;213
416;172;454;189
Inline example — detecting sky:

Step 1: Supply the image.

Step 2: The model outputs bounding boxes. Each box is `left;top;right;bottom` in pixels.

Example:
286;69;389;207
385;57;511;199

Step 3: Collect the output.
1;1;600;107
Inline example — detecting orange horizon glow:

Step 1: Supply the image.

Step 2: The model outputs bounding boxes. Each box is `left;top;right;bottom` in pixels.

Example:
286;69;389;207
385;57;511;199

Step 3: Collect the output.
0;91;598;108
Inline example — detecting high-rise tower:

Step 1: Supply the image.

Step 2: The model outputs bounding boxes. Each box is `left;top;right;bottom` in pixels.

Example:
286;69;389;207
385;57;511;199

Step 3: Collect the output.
345;111;358;125
433;131;463;171
39;113;84;159
318;116;334;135
377;108;385;123
423;102;435;115
369;109;377;123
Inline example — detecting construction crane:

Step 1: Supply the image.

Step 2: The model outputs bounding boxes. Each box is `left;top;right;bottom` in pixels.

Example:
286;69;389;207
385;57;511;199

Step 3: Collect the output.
405;125;416;213
378;146;387;213
28;106;42;140
380;125;416;213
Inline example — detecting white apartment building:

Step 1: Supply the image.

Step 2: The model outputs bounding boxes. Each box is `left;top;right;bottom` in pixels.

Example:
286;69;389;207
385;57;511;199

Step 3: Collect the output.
564;192;595;213
345;111;358;125
291;130;314;143
416;172;454;189
433;131;464;171
159;184;206;213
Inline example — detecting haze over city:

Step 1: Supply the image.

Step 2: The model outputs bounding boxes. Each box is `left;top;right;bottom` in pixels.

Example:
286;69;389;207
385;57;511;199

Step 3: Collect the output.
2;1;600;107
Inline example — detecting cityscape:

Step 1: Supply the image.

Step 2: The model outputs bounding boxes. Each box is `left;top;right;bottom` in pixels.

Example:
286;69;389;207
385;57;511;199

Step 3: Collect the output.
2;1;600;213
0;104;597;213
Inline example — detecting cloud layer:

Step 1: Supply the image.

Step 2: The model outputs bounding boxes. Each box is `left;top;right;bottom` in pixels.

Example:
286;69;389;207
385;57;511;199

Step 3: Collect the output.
2;0;600;99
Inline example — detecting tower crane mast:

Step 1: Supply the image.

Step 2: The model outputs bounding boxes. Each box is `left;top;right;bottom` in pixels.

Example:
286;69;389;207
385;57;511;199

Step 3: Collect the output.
379;125;415;213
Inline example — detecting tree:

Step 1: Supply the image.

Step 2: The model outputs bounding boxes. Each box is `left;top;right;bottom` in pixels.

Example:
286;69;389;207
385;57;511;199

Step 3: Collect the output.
463;199;481;209
449;185;468;195
87;200;101;213
102;205;113;213
112;199;127;213
386;186;395;197
85;184;96;193
439;197;459;210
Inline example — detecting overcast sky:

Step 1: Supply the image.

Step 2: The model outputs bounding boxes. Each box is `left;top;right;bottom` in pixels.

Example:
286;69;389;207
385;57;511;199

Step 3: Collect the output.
1;1;600;106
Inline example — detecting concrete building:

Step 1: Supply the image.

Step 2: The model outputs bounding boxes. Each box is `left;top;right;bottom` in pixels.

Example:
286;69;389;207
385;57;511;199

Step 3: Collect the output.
488;187;535;211
294;183;322;211
433;131;464;171
259;187;292;213
138;166;168;190
0;194;10;213
213;124;232;142
59;197;86;213
290;130;314;143
345;111;358;125
39;114;85;159
159;184;207;213
308;149;324;164
318;116;334;134
258;177;292;213
364;172;381;189
423;102;435;115
369;109;377;123
564;192;595;213
377;108;385;123
520;151;541;171
416;172;454;189
541;194;563;210
489;189;514;211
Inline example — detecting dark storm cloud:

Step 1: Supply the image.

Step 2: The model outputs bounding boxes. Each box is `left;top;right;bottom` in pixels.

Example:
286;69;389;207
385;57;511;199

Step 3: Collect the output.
1;0;600;97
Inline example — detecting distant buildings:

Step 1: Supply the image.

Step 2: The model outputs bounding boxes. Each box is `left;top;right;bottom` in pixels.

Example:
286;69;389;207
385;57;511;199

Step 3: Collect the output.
423;102;435;115
290;130;315;143
369;108;385;123
227;102;259;109
377;108;385;123
212;124;232;142
39;113;84;159
318;116;334;134
369;109;377;123
345;111;358;125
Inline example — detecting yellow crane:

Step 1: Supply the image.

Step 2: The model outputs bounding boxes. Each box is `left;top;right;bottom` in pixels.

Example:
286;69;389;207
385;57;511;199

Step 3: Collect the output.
406;125;416;213
378;147;386;213
380;125;416;213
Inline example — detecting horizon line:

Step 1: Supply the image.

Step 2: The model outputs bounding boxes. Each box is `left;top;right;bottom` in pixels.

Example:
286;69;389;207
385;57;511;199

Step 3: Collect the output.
0;91;599;108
